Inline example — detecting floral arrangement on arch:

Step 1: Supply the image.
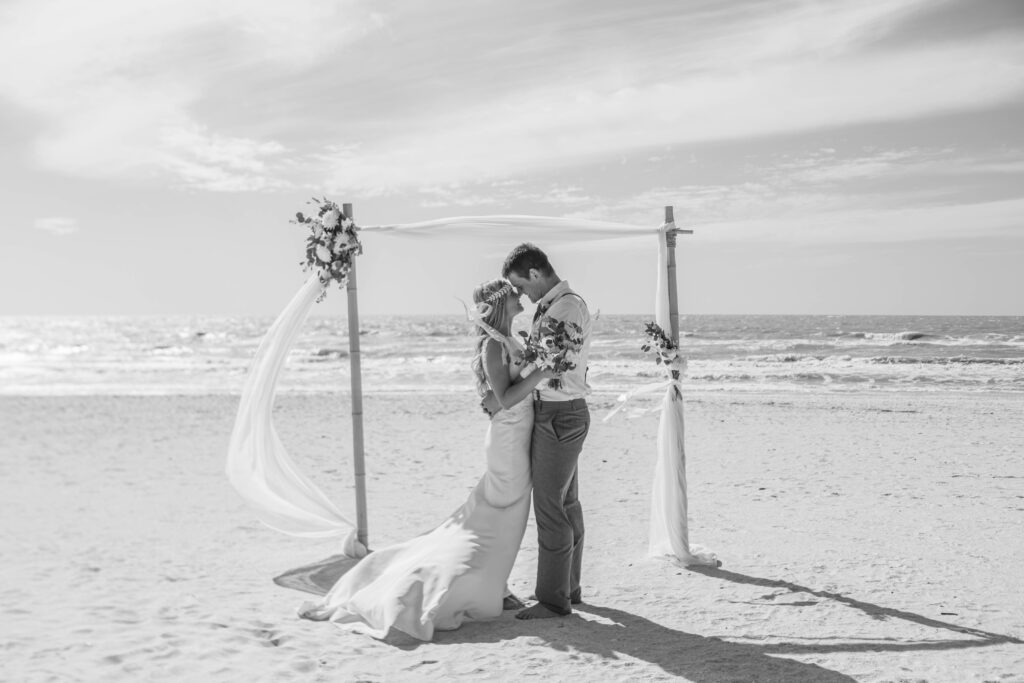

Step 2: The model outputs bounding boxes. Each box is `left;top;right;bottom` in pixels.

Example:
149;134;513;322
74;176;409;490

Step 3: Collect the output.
292;197;362;301
518;319;584;390
641;321;684;400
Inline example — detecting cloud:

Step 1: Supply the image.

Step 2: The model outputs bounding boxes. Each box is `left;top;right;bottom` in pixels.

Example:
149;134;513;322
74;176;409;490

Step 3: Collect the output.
690;197;1024;245
35;217;79;235
2;0;1022;196
415;183;596;210
314;0;1024;193
157;123;293;192
767;147;1024;185
321;35;1024;193
774;149;932;183
0;0;384;190
555;145;1024;244
416;185;503;208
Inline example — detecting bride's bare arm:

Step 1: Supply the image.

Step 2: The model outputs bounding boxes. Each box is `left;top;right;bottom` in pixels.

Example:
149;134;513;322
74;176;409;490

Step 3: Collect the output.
482;338;553;410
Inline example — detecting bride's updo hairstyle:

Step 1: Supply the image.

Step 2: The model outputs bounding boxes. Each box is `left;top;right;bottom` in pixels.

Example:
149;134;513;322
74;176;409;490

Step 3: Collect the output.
470;278;513;397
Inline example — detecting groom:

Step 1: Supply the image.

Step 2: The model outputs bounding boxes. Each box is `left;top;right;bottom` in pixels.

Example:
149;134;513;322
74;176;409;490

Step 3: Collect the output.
496;243;593;620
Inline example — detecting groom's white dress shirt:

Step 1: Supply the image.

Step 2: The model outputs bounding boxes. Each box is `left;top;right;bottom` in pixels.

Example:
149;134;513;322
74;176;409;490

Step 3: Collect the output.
532;280;592;402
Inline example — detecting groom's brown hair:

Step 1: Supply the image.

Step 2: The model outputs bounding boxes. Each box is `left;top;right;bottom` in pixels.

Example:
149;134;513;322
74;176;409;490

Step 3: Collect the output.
502;243;554;279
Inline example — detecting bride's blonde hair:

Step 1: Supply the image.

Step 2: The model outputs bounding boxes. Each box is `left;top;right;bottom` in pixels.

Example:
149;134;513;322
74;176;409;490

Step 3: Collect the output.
470;278;512;397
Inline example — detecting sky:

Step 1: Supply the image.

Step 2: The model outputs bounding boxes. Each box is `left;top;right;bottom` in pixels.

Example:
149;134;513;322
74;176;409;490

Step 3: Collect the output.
1;0;1022;316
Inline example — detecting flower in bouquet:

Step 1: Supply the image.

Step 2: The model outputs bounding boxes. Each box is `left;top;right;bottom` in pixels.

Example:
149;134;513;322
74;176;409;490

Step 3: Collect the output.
641;321;685;399
321;207;341;229
517;318;584;390
315;243;333;262
291;197;363;302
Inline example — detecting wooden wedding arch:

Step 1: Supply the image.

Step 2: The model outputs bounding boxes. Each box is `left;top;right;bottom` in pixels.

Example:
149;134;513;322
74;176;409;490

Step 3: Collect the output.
340;204;696;554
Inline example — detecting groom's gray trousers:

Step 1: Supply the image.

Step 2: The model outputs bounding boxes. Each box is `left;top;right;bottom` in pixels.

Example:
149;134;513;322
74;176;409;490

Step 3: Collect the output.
531;397;590;615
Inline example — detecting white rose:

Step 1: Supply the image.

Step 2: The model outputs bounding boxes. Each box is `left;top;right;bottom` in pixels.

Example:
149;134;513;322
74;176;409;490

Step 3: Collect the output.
315;244;333;262
331;235;348;255
311;220;324;238
322;208;341;229
539;336;557;350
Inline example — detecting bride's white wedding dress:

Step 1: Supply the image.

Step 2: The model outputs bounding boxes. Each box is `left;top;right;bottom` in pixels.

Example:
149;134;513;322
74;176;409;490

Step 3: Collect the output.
298;348;533;640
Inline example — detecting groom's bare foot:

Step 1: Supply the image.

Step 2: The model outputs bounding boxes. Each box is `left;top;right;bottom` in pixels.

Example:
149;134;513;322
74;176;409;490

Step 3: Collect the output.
515;603;566;620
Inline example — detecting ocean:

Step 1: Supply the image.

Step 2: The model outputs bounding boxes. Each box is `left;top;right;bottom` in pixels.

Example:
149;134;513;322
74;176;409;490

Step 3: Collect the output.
1;314;1022;396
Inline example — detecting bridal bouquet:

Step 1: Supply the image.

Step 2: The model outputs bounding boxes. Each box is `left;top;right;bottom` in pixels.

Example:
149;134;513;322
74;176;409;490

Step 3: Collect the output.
292;197;362;302
641;321;684;400
517;319;584;390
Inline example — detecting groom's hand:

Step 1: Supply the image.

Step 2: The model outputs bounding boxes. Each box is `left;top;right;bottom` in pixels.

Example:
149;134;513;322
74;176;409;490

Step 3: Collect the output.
481;391;501;417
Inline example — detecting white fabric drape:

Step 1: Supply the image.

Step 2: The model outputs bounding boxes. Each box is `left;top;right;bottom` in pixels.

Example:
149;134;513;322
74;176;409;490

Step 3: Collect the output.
647;383;716;565
645;225;717;566
226;213;715;566
361;215;656;241
226;274;366;557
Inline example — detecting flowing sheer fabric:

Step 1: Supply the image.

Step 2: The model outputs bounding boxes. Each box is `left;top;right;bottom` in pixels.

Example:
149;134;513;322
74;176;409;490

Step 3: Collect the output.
651;225;718;566
361;215;656;241
225;274;365;556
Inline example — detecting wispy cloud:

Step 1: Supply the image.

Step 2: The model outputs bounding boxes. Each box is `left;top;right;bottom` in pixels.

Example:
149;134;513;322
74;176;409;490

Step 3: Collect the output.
157;123;293;192
35;217;79;235
2;0;1022;195
322;37;1024;193
688;197;1024;245
774;149;937;183
415;183;595;210
538;146;1024;244
416;185;503;209
318;0;1024;193
766;147;1024;185
0;0;384;190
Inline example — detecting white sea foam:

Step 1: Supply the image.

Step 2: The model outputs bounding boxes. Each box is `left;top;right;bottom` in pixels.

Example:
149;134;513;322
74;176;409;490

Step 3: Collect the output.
2;314;1022;396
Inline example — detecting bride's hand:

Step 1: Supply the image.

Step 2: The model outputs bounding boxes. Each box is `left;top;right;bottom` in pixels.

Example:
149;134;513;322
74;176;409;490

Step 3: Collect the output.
480;391;501;417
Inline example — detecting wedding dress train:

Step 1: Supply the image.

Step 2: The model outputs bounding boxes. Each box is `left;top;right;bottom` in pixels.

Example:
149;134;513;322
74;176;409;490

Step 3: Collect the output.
298;371;533;640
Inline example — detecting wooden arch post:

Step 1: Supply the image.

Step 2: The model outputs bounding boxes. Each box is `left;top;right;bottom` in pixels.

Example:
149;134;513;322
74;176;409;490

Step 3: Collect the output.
663;205;693;344
343;202;368;550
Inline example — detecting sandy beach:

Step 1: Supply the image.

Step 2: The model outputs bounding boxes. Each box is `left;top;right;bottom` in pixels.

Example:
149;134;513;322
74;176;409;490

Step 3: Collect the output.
2;389;1022;682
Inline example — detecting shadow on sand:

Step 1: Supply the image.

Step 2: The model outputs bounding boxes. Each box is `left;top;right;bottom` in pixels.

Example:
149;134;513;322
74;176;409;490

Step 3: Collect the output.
273;553;360;596
275;556;1020;681
686;565;1022;655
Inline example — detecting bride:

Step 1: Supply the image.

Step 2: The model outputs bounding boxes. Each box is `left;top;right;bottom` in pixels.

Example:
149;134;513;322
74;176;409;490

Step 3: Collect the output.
298;278;554;640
